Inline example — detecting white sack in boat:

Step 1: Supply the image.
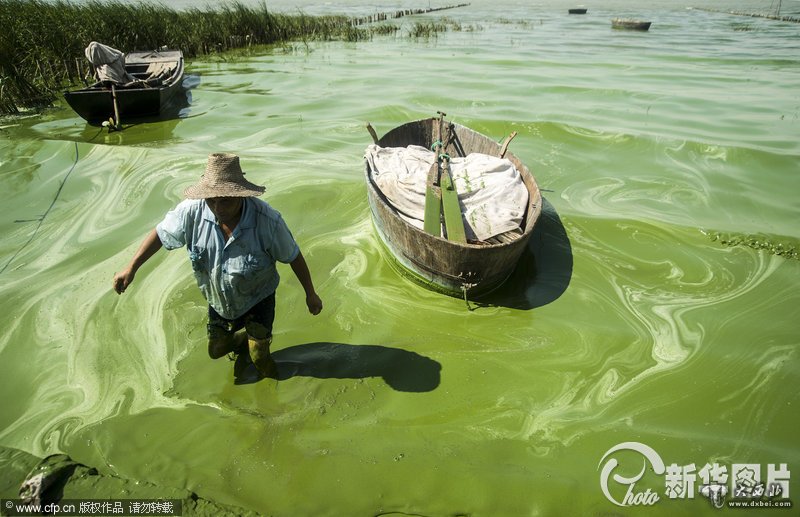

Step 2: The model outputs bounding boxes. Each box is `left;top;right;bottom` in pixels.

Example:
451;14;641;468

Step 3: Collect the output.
85;41;136;84
365;144;529;242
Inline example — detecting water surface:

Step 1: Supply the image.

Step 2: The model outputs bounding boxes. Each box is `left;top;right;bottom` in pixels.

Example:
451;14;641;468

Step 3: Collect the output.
1;0;798;514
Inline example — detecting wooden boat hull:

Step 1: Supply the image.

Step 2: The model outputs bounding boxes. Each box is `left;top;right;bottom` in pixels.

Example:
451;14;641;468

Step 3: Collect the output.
365;118;542;297
611;19;652;30
63;50;184;123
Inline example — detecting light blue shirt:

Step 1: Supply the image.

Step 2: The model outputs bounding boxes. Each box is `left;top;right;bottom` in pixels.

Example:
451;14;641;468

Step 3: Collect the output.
156;198;300;320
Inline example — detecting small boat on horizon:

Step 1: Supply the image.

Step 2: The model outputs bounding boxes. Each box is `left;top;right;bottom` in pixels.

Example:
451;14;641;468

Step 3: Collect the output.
611;18;652;30
569;8;588;14
64;43;185;125
364;115;543;298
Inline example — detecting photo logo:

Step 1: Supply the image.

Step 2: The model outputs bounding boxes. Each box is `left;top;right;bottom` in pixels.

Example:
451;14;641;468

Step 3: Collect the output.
699;483;728;509
598;442;665;507
598;442;792;510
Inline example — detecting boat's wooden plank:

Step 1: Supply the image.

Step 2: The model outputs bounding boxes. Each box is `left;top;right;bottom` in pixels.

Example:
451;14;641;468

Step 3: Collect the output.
125;51;183;64
424;154;443;236
424;118;444;236
440;169;466;244
424;184;442;236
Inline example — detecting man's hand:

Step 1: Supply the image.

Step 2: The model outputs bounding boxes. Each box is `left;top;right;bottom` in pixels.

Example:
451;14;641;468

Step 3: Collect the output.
113;229;163;295
113;268;135;294
306;292;323;315
290;252;322;315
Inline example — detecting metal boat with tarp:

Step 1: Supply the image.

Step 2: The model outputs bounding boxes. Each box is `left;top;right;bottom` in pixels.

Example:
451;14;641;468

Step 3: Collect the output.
64;42;184;124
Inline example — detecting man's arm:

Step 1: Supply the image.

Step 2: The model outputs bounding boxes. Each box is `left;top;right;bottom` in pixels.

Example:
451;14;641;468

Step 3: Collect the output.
113;228;163;294
290;251;323;315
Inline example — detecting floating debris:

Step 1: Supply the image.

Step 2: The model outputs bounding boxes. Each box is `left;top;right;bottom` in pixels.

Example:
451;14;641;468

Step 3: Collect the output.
705;231;799;260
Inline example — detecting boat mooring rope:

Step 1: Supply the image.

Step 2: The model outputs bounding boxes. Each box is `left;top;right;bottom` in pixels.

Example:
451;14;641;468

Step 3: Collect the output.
0;141;80;275
461;283;473;310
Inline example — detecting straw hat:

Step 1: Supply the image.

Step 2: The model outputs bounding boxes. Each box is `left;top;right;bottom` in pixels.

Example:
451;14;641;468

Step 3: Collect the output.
184;153;266;199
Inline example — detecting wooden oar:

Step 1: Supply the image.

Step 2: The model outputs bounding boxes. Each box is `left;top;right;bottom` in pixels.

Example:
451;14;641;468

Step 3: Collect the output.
439;120;466;243
423;112;445;236
365;122;379;144
498;131;517;158
102;84;122;131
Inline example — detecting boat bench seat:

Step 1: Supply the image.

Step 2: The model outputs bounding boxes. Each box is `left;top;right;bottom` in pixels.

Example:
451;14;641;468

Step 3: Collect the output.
89;77;164;89
145;62;176;79
91;61;175;89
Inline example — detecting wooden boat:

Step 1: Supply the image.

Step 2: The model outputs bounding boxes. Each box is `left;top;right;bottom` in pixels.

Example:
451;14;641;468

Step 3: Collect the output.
611;18;652;30
364;117;542;297
569;8;588;14
64;49;184;123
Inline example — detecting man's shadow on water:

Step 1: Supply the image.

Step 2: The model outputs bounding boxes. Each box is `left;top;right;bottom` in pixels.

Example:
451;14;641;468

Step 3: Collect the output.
234;342;441;392
473;197;573;310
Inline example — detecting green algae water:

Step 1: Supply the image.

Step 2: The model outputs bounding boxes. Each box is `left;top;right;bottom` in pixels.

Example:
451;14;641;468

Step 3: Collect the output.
1;0;799;515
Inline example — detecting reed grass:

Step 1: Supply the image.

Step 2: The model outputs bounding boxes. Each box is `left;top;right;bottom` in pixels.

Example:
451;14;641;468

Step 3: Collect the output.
0;0;469;114
408;21;450;38
0;0;367;113
370;24;401;36
412;18;475;38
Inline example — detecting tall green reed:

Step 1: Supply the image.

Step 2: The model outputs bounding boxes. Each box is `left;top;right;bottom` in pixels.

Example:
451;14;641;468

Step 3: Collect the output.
1;0;468;114
0;0;375;113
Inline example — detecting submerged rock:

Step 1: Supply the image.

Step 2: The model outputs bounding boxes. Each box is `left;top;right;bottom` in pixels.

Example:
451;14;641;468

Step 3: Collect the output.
1;445;258;516
19;453;87;505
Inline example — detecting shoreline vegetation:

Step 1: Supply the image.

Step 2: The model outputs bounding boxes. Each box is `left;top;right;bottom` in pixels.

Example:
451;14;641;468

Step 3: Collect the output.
0;0;470;115
692;6;800;23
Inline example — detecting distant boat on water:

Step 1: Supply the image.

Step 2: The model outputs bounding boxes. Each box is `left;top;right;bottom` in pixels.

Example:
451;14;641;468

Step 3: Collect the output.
64;43;185;124
611;18;652;31
569;8;587;14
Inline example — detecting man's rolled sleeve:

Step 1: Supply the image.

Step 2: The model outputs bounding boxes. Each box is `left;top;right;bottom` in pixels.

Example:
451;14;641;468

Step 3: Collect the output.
156;201;191;250
269;214;300;264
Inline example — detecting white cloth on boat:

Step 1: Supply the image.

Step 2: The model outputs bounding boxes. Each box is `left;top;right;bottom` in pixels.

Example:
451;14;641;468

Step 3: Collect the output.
85;41;136;84
365;144;529;242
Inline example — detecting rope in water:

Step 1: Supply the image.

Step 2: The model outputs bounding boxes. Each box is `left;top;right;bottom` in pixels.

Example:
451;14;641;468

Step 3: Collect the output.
0;141;80;275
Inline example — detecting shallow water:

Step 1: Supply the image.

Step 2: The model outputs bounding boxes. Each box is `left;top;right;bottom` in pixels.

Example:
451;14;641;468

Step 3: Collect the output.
1;0;799;515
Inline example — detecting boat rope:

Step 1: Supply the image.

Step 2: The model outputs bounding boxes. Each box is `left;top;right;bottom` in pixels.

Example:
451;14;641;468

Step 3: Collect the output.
461;283;472;310
461;281;477;311
0;141;80;275
431;140;452;164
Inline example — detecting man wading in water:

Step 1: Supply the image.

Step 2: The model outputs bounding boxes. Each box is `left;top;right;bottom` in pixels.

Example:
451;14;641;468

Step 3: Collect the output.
113;153;323;378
